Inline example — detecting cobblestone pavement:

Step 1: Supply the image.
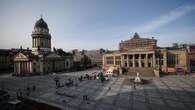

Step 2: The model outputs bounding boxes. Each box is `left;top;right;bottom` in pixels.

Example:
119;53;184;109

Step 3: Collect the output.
0;70;195;110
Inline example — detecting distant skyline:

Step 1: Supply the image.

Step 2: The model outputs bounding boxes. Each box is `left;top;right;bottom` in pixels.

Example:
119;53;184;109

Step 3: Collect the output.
1;0;195;51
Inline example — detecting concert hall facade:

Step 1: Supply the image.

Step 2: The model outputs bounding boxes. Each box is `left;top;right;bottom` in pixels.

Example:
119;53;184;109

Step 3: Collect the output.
103;33;188;77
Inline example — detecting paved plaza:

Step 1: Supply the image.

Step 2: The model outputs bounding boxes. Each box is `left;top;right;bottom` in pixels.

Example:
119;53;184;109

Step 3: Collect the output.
0;69;195;110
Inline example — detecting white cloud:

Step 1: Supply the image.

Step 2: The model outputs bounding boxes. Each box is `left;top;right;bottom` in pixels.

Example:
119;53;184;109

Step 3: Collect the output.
133;5;195;33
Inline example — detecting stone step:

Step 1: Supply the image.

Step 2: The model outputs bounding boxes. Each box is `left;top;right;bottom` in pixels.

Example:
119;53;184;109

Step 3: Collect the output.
128;67;155;77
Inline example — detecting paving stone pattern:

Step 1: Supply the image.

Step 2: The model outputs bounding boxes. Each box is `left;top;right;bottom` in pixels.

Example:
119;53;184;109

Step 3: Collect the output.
0;70;195;110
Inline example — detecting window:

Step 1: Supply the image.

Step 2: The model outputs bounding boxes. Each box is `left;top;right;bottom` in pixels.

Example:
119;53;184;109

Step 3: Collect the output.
115;56;121;65
125;62;127;67
135;62;139;67
66;61;69;67
33;68;36;72
135;55;139;59
129;62;133;67
106;56;114;64
129;55;133;59
141;54;145;59
115;61;121;65
141;62;145;67
148;63;151;67
168;53;178;66
124;55;127;59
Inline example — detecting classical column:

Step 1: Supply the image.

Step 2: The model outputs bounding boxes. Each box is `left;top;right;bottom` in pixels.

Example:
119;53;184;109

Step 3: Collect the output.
113;56;116;65
28;61;30;73
121;55;124;67
139;54;141;67
26;62;27;73
36;38;38;47
24;61;26;73
32;39;33;48
145;54;148;67
25;62;26;73
16;62;18;74
23;62;25;73
24;62;25;73
132;54;135;67
30;62;32;73
163;51;167;67
34;39;36;47
153;53;156;68
26;62;28;73
18;61;20;74
34;38;36;47
27;62;29;73
21;62;23;74
37;38;38;47
33;39;34;47
14;62;16;73
28;62;30;73
127;54;129;68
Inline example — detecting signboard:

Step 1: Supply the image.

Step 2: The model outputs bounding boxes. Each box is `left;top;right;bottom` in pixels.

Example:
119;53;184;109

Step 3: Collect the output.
167;67;175;73
176;67;184;72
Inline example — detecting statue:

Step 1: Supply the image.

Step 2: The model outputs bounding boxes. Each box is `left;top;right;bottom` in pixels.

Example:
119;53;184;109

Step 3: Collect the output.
134;72;142;83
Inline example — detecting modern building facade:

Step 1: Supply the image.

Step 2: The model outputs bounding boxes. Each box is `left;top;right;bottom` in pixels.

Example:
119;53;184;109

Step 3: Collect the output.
14;17;73;76
103;33;188;77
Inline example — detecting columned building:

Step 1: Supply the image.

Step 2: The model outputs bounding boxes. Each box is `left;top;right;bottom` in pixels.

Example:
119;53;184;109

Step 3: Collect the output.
14;17;73;76
103;33;188;77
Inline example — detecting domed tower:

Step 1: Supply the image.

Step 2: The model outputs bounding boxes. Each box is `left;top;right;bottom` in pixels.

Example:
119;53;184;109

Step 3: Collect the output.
32;17;51;55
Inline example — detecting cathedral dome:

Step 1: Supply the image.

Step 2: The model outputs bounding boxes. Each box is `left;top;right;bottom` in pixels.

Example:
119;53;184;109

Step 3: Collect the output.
34;17;49;32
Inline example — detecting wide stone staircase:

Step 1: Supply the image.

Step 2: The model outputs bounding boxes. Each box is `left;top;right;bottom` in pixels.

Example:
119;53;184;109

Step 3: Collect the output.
127;67;155;77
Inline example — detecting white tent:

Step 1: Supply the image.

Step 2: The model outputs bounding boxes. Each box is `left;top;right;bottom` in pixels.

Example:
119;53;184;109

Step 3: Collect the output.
105;69;113;75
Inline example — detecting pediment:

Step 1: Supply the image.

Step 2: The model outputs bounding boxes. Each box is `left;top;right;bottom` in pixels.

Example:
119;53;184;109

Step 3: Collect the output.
15;52;28;59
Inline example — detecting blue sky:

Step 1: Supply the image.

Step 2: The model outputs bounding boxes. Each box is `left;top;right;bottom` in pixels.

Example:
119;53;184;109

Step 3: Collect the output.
0;0;195;51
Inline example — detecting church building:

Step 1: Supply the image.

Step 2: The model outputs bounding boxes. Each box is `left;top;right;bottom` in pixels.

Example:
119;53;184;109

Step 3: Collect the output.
14;17;73;76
